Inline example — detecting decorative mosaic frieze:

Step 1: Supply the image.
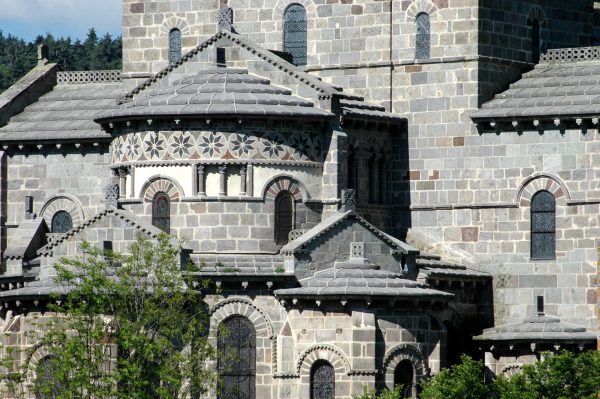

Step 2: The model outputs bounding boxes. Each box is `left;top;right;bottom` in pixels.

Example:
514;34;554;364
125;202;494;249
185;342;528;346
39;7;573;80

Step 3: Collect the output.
112;130;323;164
540;47;600;63
57;70;121;84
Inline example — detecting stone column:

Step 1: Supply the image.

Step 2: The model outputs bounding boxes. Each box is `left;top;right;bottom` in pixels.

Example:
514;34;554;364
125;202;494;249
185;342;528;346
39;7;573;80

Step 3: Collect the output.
115;167;130;198
371;154;380;204
196;164;206;196
218;165;227;196
246;164;254;197
239;165;247;196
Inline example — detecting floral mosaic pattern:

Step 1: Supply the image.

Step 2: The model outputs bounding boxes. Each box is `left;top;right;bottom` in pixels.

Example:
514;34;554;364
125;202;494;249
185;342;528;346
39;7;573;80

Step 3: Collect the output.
143;132;167;160
112;130;323;163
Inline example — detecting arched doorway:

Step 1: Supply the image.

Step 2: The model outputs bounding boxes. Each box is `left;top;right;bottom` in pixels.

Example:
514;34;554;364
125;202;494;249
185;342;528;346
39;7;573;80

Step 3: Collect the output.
394;360;415;398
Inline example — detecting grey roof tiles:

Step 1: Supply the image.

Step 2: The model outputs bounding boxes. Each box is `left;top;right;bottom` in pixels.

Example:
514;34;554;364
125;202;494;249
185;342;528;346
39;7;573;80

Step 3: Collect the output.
96;67;334;123
0;82;123;143
472;55;600;122
474;314;597;343
274;259;452;300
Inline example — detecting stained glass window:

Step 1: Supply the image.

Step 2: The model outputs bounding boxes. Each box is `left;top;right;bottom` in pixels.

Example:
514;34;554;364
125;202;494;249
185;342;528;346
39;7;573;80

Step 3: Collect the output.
284;4;307;66
394;360;415;398
218;316;256;399
415;13;431;60
51;210;72;233
310;360;335;399
35;356;64;399
169;28;182;64
531;190;555;259
152;192;170;233
275;191;294;245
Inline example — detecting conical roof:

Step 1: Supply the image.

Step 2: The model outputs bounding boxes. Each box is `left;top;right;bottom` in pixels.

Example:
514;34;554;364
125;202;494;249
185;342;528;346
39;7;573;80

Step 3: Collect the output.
474;313;598;343
274;258;452;300
95;67;333;123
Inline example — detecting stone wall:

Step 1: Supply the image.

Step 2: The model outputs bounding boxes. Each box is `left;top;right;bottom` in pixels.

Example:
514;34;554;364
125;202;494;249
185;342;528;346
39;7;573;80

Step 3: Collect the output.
406;127;600;330
4;149;112;242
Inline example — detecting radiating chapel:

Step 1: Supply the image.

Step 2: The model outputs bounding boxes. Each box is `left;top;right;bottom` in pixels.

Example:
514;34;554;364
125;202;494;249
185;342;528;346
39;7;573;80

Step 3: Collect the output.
0;0;598;398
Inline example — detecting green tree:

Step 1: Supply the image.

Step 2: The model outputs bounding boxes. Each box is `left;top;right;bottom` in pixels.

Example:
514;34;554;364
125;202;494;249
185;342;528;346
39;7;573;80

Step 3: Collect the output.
16;235;214;399
353;385;406;399
420;355;490;399
495;350;600;399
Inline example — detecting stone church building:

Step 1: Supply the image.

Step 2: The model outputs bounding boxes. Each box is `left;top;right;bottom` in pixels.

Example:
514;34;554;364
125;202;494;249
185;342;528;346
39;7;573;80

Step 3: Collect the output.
0;0;598;398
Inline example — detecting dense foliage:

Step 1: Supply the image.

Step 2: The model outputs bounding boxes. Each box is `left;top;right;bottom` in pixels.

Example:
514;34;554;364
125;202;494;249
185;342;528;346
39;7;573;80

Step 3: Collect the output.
1;235;214;399
418;351;600;399
353;385;407;399
0;28;122;93
420;355;490;399
495;350;600;399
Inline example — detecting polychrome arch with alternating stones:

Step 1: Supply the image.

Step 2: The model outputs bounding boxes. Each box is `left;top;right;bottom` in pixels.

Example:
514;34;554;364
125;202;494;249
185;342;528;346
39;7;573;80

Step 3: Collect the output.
141;176;184;202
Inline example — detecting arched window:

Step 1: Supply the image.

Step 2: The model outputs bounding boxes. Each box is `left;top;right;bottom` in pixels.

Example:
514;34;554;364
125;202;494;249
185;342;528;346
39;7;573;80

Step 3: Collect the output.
152;192;170;233
529;19;541;63
35;356;64;399
283;4;307;66
368;152;378;204
394;360;415;398
274;191;294;245
51;210;72;233
415;13;431;60
310;360;335;399
169;28;182;64
531;190;555;259
218;316;256;399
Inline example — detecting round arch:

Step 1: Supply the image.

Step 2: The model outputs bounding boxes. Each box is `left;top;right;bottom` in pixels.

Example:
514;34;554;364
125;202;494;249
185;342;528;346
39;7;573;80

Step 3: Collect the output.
262;175;309;203
140;175;184;202
382;344;429;390
40;194;85;229
516;173;569;207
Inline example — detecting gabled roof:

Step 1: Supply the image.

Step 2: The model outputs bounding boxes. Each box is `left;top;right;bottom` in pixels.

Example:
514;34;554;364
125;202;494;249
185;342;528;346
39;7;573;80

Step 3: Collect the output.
472;47;600;124
37;206;184;256
120;30;356;104
281;210;418;256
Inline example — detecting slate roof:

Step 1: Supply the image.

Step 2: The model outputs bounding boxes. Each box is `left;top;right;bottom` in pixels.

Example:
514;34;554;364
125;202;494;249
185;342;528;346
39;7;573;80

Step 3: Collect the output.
190;253;290;276
472;47;600;122
4;218;48;261
473;314;597;343
274;258;452;300
417;253;490;280
281;210;418;256
0;80;122;143
95;67;333;123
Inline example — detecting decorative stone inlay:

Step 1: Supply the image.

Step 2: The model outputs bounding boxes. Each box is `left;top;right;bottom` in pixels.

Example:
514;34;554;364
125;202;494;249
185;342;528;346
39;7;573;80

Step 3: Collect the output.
265;177;303;202
112;130;323;164
540;46;600;63
167;131;194;158
57;70;121;84
228;133;257;158
142;178;182;202
143;132;167;160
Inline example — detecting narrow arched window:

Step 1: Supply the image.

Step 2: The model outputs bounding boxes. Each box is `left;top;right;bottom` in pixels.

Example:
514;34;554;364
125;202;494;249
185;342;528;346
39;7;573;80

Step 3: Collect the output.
35;356;64;399
152;192;170;233
529;19;541;64
275;190;294;245
169;28;182;64
394;360;415;398
218;316;256;399
531;190;555;259
310;360;335;399
284;4;307;66
51;210;72;233
415;13;431;60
